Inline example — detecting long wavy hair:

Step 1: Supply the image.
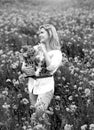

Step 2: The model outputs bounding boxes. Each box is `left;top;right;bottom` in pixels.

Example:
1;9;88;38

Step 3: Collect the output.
39;24;61;50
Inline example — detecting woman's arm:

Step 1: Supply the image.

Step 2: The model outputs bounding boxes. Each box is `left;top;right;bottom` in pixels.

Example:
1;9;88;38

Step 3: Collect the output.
38;44;51;67
38;44;62;74
46;50;62;73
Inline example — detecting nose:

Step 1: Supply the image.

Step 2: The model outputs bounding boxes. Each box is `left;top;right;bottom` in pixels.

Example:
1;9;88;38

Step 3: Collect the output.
39;33;42;39
39;35;41;40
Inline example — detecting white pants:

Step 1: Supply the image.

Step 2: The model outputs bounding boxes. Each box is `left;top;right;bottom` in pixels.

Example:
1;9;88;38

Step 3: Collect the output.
29;89;54;118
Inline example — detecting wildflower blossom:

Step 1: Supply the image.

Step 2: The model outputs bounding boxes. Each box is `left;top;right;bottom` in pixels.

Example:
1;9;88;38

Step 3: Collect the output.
78;87;83;91
89;80;94;86
64;124;73;130
2;90;8;96
69;65;75;74
55;105;60;111
18;74;26;83
73;85;77;89
66;107;70;112
0;50;3;55
21;98;29;105
84;88;91;97
62;76;66;81
69;104;77;112
2;102;10;109
55;95;61;100
2;88;8;96
6;79;11;82
22;125;27;130
1;54;7;58
17;93;22;98
13;105;18;110
89;124;94;130
74;57;79;63
81;124;87;130
68;96;73;101
11;62;19;69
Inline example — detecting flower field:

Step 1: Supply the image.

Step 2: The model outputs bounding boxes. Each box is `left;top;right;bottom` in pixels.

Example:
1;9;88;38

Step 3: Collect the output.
1;3;94;130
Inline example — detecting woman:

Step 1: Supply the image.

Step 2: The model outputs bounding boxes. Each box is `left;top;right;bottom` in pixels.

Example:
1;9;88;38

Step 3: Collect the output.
22;24;62;122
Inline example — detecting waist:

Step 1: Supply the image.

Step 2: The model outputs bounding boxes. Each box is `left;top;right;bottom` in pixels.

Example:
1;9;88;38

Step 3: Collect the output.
25;74;53;79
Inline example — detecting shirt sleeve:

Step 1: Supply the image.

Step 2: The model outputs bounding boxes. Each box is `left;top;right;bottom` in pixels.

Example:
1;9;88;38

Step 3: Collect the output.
47;50;62;74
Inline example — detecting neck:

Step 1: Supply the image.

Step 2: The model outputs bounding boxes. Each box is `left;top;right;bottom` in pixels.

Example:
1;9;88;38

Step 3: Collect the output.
45;42;51;52
42;42;51;52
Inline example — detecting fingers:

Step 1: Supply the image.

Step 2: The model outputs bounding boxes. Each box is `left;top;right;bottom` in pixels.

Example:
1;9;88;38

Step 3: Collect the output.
26;66;34;70
38;44;46;54
22;65;35;76
38;44;43;50
22;64;33;70
24;70;34;76
24;67;34;72
38;45;42;52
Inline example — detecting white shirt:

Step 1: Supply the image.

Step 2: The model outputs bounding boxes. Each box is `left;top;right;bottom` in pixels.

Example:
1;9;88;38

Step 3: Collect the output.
28;50;62;94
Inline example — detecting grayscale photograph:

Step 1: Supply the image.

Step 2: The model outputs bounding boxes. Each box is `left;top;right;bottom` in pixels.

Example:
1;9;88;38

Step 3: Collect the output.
0;0;94;130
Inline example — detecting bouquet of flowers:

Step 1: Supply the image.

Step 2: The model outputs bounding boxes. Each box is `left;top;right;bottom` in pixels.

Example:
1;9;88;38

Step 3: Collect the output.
19;45;50;77
20;45;38;67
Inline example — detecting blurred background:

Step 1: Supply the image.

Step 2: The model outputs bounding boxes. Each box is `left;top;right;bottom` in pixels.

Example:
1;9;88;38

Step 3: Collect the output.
0;0;94;11
1;1;94;130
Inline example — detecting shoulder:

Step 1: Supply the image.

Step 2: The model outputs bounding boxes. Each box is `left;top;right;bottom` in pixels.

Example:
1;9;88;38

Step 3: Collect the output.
49;50;62;56
48;50;62;62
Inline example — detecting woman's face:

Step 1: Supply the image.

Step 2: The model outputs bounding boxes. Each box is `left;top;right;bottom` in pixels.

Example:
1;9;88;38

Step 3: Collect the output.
39;28;49;43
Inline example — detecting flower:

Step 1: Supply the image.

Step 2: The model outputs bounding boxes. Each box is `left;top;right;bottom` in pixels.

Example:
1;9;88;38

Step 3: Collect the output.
89;124;94;130
2;90;8;96
18;74;26;83
55;95;61;100
13;105;18;110
22;125;26;130
11;62;19;69
73;85;77;89
64;124;73;130
69;104;77;112
84;88;91;97
0;50;3;55
20;45;38;67
89;80;94;86
68;96;73;101
78;87;82;91
81;124;87;130
21;98;29;105
13;80;19;86
2;102;10;109
2;88;8;96
55;105;60;111
66;107;70;112
33;124;45;130
69;65;75;74
20;45;50;77
6;79;11;82
74;57;79;63
17;93;22;98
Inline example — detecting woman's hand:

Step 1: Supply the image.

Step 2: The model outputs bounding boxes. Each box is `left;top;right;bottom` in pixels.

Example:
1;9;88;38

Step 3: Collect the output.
22;62;35;76
38;43;51;66
38;43;46;54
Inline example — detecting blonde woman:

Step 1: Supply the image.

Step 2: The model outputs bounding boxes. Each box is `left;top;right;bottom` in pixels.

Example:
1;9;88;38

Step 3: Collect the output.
22;24;62;123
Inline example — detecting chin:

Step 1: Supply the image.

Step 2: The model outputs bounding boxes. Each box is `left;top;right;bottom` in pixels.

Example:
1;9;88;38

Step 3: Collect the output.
40;40;44;42
40;41;45;44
